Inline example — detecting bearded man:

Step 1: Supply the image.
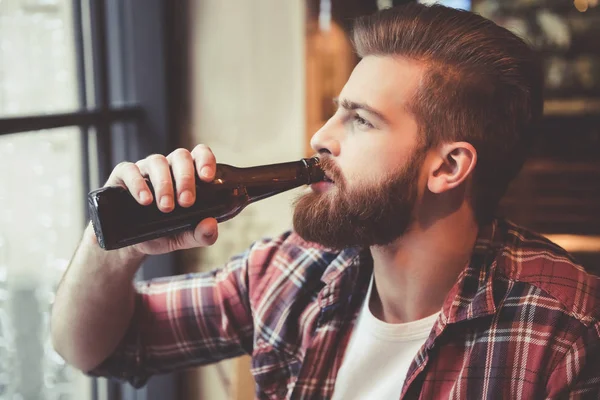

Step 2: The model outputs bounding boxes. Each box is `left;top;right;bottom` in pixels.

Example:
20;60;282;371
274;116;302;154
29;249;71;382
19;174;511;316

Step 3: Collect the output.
51;3;600;399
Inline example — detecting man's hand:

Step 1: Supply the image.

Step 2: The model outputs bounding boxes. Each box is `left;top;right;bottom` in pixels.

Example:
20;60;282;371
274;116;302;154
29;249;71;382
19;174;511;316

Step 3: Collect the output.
99;144;220;255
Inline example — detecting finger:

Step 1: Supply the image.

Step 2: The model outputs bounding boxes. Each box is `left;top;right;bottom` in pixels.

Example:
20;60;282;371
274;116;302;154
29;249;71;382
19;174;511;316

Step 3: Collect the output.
167;148;196;208
105;162;152;205
136;154;174;213
190;144;217;182
192;217;219;247
173;218;218;250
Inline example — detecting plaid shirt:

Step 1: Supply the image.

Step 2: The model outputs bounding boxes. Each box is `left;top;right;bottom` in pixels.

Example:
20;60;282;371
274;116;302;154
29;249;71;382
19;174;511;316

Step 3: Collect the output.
90;219;600;399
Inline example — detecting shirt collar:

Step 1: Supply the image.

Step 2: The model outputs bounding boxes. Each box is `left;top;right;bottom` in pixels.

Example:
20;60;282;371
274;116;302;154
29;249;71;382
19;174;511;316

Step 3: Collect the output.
315;246;369;320
439;218;506;326
320;247;363;286
317;219;506;326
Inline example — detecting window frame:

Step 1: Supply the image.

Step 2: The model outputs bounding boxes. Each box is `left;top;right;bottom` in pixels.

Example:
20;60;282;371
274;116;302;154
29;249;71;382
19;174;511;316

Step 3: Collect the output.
0;0;177;399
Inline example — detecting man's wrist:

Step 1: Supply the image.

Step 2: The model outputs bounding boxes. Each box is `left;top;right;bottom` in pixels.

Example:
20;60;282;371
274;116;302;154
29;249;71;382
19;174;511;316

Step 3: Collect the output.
82;222;147;274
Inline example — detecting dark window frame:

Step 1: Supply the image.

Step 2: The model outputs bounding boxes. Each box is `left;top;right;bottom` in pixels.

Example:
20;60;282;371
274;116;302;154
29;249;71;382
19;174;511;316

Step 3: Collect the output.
0;1;177;399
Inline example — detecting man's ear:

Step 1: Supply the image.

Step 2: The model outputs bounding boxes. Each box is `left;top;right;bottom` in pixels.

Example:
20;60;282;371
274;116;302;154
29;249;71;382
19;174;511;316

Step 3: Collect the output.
427;142;477;194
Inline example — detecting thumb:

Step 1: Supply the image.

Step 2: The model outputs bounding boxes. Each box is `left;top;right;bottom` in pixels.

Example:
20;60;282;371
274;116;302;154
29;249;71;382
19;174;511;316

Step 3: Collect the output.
193;217;219;247
178;217;219;249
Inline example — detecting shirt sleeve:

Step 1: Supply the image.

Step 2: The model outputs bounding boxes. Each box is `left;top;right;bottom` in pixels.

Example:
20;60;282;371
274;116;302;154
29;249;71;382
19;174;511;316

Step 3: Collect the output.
86;247;255;388
546;323;600;399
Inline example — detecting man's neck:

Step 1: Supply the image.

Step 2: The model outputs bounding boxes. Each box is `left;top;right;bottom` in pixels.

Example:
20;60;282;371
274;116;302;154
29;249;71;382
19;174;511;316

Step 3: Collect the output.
369;204;479;324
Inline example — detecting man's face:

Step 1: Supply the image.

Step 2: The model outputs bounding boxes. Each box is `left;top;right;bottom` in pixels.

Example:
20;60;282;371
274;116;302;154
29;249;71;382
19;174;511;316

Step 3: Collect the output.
294;56;427;249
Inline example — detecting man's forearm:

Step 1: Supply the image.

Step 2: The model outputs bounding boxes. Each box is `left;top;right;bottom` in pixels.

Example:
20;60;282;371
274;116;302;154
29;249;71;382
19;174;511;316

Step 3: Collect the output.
51;223;146;372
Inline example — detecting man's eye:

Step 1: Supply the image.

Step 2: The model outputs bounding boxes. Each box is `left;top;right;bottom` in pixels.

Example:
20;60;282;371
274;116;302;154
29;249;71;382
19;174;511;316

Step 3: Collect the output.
352;115;373;129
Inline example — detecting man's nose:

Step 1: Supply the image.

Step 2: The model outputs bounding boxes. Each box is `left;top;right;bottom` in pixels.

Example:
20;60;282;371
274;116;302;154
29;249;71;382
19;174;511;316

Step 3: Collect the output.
310;118;341;156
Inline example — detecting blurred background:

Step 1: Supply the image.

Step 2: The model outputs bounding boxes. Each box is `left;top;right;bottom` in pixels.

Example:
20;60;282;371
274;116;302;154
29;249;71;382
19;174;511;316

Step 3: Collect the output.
0;0;598;399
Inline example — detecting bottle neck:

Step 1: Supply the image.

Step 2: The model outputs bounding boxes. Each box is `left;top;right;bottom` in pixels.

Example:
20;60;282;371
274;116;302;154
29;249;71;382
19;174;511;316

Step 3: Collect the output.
215;157;324;187
218;157;324;203
245;183;301;204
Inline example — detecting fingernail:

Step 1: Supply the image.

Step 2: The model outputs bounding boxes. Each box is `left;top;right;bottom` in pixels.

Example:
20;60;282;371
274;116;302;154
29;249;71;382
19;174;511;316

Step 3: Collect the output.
139;190;152;203
180;190;193;204
160;195;173;209
201;166;213;179
203;228;215;238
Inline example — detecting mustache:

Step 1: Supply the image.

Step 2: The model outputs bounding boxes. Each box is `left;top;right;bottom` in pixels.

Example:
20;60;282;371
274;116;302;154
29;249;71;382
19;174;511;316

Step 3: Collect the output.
317;155;344;185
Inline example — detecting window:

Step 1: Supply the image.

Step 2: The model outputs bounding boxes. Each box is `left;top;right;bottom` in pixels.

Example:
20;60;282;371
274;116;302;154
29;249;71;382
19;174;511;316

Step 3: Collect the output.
0;0;175;399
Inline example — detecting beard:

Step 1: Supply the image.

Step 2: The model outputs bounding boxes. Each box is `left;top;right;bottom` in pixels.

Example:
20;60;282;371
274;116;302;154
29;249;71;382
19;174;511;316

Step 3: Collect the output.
293;149;426;250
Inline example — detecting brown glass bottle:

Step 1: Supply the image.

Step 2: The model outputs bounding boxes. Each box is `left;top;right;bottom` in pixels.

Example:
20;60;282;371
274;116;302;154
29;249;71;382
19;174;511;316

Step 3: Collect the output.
88;157;324;250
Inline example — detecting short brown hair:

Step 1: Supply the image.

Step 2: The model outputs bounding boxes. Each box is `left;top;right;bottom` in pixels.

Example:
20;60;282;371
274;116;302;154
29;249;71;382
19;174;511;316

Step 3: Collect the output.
353;3;544;223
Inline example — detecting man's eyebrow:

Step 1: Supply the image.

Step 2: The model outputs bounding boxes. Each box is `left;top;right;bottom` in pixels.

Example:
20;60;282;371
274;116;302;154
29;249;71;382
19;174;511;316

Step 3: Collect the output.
333;97;390;124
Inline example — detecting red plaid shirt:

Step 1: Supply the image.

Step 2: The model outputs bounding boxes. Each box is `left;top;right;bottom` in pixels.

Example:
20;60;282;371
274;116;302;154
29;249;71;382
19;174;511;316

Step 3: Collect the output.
90;219;600;399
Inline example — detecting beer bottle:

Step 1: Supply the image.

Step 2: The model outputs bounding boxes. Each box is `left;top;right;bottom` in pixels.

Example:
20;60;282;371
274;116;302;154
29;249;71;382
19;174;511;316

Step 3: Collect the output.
88;157;324;250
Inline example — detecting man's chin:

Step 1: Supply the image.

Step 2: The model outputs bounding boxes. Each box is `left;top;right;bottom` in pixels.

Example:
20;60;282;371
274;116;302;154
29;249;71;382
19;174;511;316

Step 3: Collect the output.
293;229;348;251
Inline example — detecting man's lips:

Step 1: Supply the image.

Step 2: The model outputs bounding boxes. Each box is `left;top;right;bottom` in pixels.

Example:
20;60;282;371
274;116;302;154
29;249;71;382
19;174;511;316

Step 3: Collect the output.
310;179;334;193
310;169;336;192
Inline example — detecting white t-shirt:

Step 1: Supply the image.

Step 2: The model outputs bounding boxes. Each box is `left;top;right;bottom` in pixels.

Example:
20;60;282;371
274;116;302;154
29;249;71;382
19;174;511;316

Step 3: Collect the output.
332;276;439;400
